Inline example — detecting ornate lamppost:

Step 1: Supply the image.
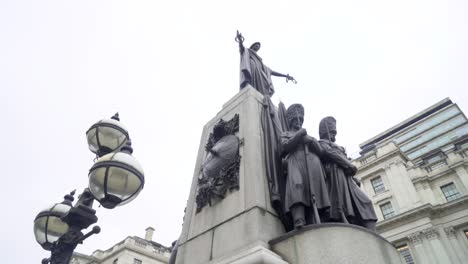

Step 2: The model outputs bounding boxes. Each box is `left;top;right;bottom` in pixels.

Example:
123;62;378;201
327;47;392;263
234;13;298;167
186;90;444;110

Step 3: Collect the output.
33;113;145;264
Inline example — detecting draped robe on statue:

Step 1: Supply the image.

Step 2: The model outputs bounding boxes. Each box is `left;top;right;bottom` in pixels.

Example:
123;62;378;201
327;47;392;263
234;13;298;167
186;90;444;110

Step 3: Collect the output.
261;97;288;227
240;48;275;96
319;139;377;222
281;131;330;213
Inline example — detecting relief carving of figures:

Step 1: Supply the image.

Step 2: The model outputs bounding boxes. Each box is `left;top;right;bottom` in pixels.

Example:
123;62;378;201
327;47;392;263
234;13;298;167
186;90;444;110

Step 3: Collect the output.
281;104;330;229
318;116;377;231
196;114;241;213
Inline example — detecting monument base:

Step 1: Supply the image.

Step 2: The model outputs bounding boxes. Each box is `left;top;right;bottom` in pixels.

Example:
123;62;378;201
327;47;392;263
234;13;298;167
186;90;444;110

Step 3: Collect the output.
270;223;402;264
207;244;287;264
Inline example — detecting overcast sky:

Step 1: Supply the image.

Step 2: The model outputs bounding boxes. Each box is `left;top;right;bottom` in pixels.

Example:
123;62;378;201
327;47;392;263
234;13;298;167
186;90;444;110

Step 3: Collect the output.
1;0;467;263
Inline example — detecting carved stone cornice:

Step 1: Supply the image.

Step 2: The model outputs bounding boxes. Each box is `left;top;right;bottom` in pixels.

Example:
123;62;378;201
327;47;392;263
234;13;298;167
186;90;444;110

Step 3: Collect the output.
354;147;408;175
407;232;423;244
422;227;439;240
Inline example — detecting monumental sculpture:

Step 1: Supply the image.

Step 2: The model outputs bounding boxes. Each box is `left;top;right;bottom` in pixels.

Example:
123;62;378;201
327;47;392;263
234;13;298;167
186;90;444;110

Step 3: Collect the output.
171;32;402;264
318;116;377;231
281;104;330;229
236;31;296;96
234;31;378;233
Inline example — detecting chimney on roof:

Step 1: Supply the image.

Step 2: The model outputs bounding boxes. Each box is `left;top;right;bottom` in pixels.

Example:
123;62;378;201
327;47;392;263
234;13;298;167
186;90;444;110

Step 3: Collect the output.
145;227;155;241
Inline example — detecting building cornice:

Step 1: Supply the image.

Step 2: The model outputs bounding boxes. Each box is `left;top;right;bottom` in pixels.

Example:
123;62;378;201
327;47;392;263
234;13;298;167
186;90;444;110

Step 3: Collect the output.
355;149;408;179
85;236;170;263
376;196;468;233
100;242;169;263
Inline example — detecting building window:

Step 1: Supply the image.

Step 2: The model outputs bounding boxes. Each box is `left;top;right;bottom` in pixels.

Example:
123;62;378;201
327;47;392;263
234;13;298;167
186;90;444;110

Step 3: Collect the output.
396;244;415;264
441;183;461;202
380;202;395;219
133;259;142;264
371;176;385;194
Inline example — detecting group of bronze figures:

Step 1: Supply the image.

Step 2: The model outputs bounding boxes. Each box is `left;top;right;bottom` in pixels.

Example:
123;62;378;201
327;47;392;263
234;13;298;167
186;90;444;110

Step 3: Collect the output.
236;31;377;231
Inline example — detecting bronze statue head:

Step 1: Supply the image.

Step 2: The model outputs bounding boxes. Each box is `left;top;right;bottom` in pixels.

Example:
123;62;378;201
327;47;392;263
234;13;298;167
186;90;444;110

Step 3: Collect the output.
286;104;304;131
249;42;261;52
319;116;337;142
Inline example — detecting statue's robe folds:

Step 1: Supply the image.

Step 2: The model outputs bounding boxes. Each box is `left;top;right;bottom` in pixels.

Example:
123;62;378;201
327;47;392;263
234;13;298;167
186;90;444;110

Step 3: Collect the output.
319;140;377;222
262;99;296;230
281;131;330;213
240;48;275;96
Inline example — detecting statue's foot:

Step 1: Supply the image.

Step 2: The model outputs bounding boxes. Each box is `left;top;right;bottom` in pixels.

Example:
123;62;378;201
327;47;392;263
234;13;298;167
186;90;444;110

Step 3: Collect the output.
294;218;306;229
363;220;377;232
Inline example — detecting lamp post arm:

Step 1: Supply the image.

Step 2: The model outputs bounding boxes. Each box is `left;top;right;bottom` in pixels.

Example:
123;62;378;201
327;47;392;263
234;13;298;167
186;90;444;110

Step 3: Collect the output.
75;225;101;244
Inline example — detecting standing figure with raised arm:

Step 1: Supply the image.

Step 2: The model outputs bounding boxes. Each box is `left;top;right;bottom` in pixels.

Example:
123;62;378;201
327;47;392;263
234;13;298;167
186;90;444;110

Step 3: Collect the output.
281;104;330;229
235;31;296;96
318;117;377;231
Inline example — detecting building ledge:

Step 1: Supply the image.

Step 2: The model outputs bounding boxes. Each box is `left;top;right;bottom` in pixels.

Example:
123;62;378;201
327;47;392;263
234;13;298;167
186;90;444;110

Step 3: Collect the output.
354;148;408;177
377;195;468;232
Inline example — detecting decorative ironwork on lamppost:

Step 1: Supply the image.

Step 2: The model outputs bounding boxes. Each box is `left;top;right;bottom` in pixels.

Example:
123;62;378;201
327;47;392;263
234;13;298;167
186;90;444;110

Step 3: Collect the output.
33;114;145;264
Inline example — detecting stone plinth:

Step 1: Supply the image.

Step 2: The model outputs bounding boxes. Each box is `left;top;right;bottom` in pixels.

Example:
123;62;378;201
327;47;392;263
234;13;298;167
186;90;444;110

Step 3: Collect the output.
270;223;402;264
175;86;286;264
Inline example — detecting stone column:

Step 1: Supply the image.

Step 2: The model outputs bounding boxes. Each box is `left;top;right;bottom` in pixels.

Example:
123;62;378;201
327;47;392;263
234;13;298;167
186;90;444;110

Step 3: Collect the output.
395;161;421;205
414;181;437;205
384;161;418;212
454;166;468;193
407;231;432;264
444;226;467;263
422;227;452;263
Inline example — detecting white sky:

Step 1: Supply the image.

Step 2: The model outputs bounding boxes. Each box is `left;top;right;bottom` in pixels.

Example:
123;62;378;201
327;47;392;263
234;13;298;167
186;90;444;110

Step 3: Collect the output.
1;0;467;262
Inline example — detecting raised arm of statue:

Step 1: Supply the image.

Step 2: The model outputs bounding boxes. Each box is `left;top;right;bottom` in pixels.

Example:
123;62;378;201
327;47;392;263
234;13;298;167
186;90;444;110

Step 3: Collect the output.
235;30;245;53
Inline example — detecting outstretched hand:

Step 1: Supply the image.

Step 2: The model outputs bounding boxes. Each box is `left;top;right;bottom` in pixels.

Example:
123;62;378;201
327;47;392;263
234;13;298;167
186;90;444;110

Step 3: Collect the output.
286;74;297;84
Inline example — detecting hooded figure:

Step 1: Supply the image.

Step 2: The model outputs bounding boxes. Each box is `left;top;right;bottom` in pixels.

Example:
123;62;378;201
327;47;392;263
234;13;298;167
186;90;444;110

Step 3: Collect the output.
318;117;377;231
280;104;330;229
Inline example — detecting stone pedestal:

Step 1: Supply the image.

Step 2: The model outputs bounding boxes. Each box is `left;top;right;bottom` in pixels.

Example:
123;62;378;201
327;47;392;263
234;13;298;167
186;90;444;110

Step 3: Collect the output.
270;223;402;264
175;86;286;264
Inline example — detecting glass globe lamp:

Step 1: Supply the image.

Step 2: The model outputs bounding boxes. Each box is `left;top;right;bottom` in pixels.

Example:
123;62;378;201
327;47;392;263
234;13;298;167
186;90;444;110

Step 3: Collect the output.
86;113;129;157
33;192;74;250
88;140;144;209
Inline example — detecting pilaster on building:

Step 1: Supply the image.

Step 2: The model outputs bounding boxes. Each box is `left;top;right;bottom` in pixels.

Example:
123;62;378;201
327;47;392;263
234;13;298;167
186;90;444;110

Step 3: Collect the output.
352;98;468;264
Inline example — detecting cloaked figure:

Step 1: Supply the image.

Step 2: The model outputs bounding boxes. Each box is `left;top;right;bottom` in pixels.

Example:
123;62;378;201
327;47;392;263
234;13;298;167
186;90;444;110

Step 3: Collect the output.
318;116;377;231
281;104;330;229
235;31;296;96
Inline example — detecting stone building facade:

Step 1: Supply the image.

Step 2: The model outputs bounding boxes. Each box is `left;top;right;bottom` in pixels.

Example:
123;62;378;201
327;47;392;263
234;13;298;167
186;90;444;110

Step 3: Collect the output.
70;227;171;264
352;98;468;264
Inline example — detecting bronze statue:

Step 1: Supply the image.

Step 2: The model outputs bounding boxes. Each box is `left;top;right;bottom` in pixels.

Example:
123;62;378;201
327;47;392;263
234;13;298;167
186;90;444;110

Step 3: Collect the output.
236;31;296;96
281;104;330;229
318;117;377;231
